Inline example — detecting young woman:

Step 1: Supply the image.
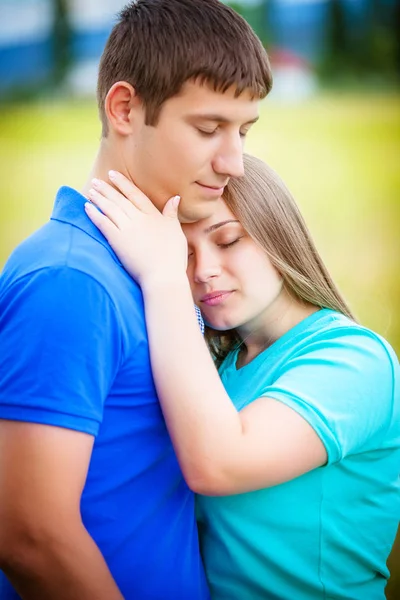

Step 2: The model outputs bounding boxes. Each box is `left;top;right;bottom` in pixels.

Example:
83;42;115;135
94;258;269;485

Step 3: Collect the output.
85;154;400;600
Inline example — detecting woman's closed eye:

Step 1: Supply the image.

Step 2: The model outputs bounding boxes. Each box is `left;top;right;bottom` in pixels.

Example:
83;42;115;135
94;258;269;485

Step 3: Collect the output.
218;237;243;249
187;237;242;260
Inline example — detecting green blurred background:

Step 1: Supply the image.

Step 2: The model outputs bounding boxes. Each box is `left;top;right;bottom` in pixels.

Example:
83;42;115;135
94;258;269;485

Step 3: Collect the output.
1;92;399;353
0;0;399;595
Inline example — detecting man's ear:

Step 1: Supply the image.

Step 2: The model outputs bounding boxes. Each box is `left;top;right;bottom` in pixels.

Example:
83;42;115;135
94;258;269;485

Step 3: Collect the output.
105;81;142;135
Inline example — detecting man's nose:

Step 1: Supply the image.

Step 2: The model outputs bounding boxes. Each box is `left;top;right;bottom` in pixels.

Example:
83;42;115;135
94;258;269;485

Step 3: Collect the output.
213;134;245;179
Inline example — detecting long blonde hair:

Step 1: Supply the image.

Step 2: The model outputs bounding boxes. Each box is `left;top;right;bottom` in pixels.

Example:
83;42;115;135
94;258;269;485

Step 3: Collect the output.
205;154;355;366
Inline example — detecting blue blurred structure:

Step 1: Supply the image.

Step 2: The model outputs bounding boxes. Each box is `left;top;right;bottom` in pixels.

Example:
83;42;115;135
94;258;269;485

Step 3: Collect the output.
0;0;398;100
267;0;398;64
66;0;126;95
268;0;331;64
0;0;54;96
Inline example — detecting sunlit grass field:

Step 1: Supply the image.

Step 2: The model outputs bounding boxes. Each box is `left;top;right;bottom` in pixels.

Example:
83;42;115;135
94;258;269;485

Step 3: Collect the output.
0;91;399;594
1;92;399;353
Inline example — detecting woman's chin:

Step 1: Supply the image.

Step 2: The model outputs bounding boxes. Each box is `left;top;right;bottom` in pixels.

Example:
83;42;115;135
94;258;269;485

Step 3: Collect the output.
204;318;237;332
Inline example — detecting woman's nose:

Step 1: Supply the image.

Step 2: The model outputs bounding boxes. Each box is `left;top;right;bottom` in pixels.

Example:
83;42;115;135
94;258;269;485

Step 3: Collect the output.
193;255;221;284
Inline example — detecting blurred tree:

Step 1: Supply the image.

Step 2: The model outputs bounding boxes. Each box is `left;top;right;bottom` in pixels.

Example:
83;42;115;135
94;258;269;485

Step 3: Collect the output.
324;0;348;73
52;0;72;87
224;1;269;45
321;0;399;83
368;0;399;77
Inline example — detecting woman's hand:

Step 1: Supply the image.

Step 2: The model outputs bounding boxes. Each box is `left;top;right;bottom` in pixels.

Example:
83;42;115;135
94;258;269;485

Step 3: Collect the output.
84;171;188;288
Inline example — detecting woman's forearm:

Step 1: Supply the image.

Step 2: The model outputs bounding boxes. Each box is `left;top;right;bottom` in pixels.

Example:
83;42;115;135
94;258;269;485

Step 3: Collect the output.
142;277;243;493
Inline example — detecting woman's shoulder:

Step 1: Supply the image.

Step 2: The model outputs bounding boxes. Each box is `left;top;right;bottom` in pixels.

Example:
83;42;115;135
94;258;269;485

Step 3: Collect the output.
271;310;399;456
296;308;398;368
281;310;399;419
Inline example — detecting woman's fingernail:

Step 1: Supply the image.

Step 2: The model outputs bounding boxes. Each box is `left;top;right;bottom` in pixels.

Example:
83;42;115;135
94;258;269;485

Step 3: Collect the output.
88;188;96;199
109;170;117;180
92;178;101;188
173;195;181;207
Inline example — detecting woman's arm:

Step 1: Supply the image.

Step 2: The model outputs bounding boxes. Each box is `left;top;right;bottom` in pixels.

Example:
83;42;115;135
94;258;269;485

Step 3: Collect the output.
141;276;327;495
85;173;327;495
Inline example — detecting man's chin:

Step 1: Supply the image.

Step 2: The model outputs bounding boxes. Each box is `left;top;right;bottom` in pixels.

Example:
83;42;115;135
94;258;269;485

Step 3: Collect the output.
177;196;222;224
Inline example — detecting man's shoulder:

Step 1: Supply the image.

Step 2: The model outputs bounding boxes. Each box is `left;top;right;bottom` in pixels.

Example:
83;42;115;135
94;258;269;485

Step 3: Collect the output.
3;218;101;277
1;218;140;307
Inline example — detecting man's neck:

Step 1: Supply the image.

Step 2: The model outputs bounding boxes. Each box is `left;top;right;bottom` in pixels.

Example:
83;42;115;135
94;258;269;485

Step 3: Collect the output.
81;139;131;198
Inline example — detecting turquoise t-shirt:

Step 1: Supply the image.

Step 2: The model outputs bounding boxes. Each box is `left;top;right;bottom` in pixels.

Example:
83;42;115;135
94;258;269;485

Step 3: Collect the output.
197;309;400;599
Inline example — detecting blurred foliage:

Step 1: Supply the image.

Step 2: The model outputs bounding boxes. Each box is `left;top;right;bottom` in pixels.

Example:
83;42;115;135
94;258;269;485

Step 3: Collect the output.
1;1;399;102
52;0;72;87
226;2;269;45
319;0;400;85
0;91;399;357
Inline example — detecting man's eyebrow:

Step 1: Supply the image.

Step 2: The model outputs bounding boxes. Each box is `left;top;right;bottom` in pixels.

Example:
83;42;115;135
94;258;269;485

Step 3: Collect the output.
189;114;259;126
204;220;240;234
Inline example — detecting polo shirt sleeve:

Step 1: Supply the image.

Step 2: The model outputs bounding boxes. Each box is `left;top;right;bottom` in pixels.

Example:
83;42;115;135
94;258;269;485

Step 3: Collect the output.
0;266;122;436
259;327;397;464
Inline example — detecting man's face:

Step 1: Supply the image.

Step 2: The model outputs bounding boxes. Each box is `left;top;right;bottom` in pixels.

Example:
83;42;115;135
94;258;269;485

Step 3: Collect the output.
125;81;260;222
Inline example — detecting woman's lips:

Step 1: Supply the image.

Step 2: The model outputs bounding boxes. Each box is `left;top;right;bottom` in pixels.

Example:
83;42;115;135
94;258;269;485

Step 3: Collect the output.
200;291;233;307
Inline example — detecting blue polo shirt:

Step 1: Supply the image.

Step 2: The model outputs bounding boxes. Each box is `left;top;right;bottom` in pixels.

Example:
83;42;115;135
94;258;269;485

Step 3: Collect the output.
0;187;209;599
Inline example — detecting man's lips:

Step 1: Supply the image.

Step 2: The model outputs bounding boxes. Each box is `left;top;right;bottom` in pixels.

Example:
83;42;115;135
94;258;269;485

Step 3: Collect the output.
196;182;227;194
200;291;234;307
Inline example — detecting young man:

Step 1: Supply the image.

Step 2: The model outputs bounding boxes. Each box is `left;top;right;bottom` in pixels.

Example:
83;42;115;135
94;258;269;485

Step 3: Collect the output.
0;1;272;598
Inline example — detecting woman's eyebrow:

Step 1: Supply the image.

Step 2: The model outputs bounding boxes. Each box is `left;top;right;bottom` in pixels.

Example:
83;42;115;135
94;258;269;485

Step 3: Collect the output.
203;220;240;234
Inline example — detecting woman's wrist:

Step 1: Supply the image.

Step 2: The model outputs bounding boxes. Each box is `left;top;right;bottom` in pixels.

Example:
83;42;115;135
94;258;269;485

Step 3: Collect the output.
140;272;191;298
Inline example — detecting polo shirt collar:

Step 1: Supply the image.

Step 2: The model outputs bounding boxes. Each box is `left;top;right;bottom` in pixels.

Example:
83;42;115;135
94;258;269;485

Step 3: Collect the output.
51;186;122;265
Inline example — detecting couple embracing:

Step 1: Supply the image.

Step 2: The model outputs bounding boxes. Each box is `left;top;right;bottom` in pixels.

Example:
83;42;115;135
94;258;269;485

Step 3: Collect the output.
0;1;399;599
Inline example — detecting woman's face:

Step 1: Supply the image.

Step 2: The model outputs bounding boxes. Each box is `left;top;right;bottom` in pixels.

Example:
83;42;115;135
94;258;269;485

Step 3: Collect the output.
182;199;284;333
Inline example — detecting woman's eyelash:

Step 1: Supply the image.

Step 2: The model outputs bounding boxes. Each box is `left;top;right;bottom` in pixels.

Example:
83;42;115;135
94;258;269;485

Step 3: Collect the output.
187;237;243;258
218;238;242;249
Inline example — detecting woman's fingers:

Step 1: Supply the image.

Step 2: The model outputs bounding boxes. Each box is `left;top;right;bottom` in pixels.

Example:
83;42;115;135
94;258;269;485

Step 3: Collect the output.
85;187;187;285
162;195;181;219
87;187;129;230
108;170;159;215
91;171;159;216
84;201;119;245
91;178;137;217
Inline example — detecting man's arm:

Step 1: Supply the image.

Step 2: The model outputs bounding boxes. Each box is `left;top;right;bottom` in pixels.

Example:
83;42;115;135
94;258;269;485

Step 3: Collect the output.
0;420;123;600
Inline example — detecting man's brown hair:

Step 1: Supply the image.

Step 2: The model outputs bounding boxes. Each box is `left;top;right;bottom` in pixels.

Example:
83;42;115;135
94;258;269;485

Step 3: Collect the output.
97;0;273;136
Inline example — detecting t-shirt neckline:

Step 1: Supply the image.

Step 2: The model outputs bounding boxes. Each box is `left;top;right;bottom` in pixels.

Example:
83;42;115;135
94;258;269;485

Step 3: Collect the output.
231;308;335;372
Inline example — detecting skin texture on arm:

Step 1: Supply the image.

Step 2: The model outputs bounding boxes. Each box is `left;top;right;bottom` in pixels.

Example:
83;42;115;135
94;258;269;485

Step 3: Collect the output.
0;420;123;600
141;277;327;495
84;173;327;496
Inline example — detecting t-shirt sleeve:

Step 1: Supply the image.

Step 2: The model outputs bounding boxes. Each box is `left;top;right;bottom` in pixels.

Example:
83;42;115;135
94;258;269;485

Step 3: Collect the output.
0;267;122;435
259;327;396;464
